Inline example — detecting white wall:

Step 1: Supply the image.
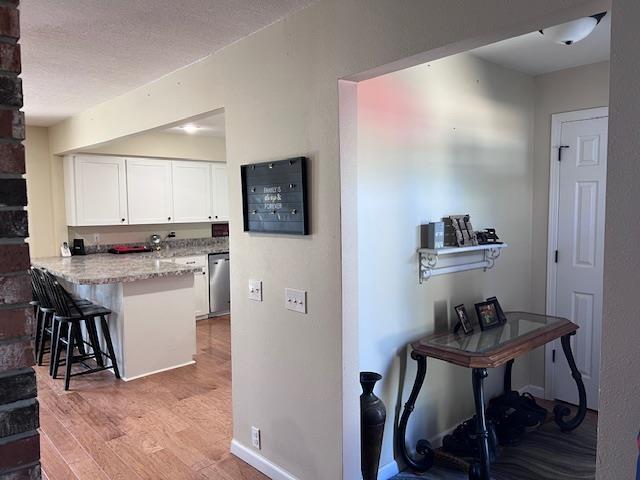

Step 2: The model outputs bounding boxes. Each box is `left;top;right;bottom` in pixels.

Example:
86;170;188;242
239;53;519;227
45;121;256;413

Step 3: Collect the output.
529;61;610;388
357;53;535;470
599;1;640;477
43;1;620;478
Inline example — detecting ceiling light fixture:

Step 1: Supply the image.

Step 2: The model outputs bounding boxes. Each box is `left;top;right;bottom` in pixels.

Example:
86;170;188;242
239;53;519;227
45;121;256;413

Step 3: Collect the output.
539;12;606;46
181;124;199;134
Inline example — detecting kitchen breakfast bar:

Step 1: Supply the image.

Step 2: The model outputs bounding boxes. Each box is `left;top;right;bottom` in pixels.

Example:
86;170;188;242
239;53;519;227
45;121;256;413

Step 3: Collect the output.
32;254;202;381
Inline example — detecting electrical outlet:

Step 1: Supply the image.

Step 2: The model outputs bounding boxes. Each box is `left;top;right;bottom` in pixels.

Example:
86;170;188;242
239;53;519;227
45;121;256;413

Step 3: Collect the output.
93;233;100;244
248;280;262;302
251;426;261;450
285;288;307;314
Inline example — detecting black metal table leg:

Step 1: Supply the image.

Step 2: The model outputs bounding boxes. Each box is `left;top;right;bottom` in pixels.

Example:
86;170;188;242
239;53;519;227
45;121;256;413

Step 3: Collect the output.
469;368;491;480
396;351;434;472
554;333;587;432
503;359;514;394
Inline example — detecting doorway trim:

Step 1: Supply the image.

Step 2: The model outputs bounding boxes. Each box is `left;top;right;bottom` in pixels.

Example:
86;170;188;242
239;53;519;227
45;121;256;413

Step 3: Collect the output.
544;106;608;401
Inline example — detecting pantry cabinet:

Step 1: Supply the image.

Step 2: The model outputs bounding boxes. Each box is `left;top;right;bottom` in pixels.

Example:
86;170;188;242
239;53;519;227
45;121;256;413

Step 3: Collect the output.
64;154;228;227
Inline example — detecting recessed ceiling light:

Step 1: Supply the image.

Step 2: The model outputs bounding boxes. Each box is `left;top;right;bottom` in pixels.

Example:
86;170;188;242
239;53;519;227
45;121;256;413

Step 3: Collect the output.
181;124;199;134
539;12;606;45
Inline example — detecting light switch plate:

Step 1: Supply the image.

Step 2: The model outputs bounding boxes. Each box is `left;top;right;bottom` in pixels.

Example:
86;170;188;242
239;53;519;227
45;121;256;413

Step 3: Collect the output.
249;279;262;301
285;288;307;314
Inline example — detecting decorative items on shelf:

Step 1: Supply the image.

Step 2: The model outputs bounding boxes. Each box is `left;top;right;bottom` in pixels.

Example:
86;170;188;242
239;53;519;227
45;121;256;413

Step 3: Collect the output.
443;214;478;247
360;372;386;480
421;222;445;249
476;228;502;245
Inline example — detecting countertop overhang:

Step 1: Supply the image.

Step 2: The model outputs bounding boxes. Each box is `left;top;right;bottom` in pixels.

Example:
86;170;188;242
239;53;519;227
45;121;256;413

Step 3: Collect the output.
32;246;228;285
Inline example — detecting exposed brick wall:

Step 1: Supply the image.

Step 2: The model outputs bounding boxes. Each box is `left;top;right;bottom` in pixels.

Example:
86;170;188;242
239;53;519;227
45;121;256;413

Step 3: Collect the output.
0;1;41;478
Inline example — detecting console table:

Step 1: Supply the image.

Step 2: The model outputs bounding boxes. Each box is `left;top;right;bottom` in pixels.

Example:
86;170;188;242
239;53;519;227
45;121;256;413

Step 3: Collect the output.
397;311;586;480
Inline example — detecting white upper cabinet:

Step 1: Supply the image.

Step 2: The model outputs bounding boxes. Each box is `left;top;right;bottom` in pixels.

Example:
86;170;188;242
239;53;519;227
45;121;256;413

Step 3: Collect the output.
73;155;128;226
171;160;213;223
126;158;173;224
64;155;227;226
211;163;229;222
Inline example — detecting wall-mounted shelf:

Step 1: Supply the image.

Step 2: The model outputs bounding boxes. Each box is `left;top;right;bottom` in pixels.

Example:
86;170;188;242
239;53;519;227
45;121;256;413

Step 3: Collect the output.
418;243;507;283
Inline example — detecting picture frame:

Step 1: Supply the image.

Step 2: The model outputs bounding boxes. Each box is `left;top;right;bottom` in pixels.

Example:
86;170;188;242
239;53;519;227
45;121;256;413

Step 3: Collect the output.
475;299;502;331
454;304;474;335
486;296;507;324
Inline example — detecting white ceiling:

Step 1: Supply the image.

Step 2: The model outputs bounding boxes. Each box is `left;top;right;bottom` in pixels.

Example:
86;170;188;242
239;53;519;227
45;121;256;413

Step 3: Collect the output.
20;0;314;126
164;111;226;137
470;13;610;76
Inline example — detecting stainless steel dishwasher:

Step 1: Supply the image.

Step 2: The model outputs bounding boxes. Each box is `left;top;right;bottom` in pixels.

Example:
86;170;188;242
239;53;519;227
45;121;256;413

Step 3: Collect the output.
208;253;230;316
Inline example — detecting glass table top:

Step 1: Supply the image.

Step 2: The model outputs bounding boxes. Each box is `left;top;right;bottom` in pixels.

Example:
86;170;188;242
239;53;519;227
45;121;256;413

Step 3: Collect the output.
423;311;567;354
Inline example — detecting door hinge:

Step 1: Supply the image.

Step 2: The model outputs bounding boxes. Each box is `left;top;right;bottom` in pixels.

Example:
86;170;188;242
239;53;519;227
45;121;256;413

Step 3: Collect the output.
554;250;558;263
558;145;569;162
552;349;556;363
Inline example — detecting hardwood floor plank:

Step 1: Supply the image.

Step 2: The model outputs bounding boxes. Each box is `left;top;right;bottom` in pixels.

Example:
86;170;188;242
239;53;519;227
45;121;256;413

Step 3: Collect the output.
39;405;110;480
36;316;266;480
40;430;79;480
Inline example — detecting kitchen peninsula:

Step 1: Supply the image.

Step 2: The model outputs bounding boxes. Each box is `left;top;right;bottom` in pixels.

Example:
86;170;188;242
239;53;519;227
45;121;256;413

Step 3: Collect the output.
32;242;226;380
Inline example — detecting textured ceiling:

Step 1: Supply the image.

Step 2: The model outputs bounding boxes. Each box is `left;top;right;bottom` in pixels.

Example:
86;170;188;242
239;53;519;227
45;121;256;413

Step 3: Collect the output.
20;0;314;126
470;13;610;76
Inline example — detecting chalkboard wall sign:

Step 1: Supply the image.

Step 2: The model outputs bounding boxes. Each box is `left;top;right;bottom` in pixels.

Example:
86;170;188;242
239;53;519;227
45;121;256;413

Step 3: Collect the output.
241;157;309;235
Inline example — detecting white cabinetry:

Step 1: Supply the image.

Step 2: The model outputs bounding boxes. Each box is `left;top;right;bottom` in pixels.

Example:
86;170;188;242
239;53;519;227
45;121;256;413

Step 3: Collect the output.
64;155;228;227
173;255;209;318
71;155;128;226
171;161;213;223
126;158;173;224
211;163;229;222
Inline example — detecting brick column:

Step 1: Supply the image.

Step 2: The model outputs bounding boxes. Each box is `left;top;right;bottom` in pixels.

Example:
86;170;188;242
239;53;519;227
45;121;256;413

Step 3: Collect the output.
0;1;41;478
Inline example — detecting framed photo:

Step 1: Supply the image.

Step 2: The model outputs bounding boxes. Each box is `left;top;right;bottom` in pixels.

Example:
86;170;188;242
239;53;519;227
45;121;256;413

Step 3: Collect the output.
475;300;502;331
454;304;474;335
486;296;507;324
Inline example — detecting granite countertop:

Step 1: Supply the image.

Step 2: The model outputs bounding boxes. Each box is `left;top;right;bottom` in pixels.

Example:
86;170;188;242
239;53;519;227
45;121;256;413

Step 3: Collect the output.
32;245;228;285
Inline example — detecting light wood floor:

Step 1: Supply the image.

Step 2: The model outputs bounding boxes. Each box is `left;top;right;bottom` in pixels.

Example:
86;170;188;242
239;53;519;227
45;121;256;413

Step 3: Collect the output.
35;315;268;480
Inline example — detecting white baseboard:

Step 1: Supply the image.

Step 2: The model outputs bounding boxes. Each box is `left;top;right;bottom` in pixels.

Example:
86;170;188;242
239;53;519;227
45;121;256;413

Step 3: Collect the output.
230;439;298;480
519;384;545;398
121;360;196;382
377;459;400;480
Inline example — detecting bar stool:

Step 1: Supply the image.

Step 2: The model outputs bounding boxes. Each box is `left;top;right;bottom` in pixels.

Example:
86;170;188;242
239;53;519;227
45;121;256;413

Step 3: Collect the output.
41;272;120;390
30;268;91;373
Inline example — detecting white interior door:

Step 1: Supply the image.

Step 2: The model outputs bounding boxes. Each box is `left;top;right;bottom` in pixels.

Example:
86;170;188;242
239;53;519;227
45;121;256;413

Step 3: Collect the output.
550;111;607;410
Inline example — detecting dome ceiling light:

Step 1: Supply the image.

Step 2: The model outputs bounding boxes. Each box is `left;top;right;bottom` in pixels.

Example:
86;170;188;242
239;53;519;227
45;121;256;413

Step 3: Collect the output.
539;12;606;46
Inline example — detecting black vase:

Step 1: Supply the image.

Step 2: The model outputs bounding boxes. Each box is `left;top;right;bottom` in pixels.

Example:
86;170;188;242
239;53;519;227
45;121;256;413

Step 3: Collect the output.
360;371;386;480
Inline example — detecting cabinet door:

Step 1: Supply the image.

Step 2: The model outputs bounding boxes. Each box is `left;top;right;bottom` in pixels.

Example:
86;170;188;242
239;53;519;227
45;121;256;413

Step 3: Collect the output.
194;265;210;318
211;163;229;222
126;158;173;224
75;155;128;225
171;161;213;223
174;255;209;317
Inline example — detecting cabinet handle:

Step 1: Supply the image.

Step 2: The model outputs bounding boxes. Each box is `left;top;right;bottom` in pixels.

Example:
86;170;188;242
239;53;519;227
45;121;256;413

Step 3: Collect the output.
186;261;196;264
168;216;171;220
208;216;212;219
121;218;126;222
215;215;218;219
